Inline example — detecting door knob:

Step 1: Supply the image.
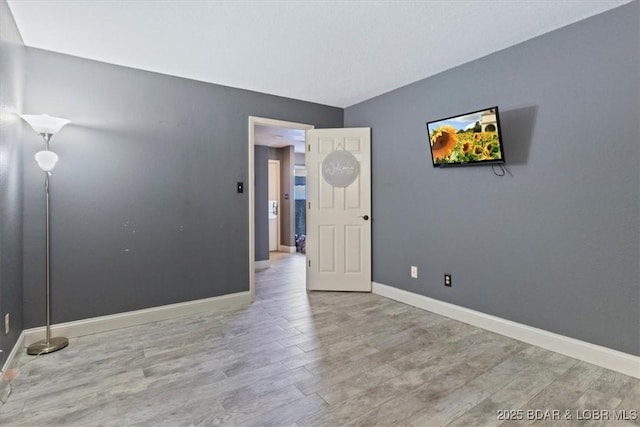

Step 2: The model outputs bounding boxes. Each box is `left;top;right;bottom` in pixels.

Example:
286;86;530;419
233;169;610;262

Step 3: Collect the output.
359;215;369;221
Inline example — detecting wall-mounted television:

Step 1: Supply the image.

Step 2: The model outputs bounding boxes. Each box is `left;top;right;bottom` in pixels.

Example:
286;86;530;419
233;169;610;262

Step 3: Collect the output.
427;106;505;167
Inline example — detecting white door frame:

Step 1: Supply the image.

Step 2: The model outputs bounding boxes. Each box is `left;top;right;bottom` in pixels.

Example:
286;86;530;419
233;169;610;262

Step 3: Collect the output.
248;116;314;302
268;159;281;252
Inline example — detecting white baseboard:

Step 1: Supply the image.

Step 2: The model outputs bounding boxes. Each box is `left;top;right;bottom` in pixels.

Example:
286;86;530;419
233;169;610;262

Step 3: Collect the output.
372;282;640;379
255;260;270;270
1;330;25;402
24;291;251;346
278;245;296;254
1;331;25;372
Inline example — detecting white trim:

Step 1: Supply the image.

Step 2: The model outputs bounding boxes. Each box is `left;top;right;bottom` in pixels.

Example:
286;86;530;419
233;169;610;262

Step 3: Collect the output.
254;259;270;270
372;282;640;379
1;331;25;372
1;330;26;402
249;118;255;302
248;116;314;302
24;291;250;346
278;245;296;254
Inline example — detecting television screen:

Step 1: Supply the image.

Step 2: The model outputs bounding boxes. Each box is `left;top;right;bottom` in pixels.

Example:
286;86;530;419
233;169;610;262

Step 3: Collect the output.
426;106;505;167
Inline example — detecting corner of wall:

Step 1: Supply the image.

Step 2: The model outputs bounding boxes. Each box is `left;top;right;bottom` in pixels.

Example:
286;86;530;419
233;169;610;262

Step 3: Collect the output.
0;0;27;402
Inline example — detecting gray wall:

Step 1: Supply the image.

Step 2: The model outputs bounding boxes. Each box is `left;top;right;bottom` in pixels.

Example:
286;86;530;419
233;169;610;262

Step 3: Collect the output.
23;49;342;327
254;145;269;262
345;2;639;356
0;0;25;364
281;146;295;247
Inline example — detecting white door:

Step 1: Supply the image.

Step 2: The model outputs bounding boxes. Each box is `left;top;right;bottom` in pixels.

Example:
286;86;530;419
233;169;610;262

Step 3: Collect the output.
306;128;371;292
268;160;280;252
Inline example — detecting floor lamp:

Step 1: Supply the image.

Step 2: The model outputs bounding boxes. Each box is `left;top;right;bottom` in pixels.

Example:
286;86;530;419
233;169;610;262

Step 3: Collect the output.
20;114;70;355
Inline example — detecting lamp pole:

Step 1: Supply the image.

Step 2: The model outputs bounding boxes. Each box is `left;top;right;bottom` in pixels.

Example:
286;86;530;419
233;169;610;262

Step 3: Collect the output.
43;134;53;346
20;115;70;356
44;169;52;346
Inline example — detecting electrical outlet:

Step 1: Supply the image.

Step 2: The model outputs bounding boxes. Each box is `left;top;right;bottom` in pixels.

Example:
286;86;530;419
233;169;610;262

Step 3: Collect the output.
4;313;9;335
410;266;418;278
444;274;452;287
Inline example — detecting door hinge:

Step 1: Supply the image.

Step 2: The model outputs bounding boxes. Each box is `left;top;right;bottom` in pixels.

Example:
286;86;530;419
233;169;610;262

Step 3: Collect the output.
308;144;311;152
308;260;311;267
308;202;310;209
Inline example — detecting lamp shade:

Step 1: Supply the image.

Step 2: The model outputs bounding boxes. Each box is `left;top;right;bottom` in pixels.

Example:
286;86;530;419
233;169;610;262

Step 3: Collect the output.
35;150;59;172
20;114;70;135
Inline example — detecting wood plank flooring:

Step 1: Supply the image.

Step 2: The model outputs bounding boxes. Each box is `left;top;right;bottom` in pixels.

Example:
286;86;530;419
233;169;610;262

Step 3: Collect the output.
0;252;637;426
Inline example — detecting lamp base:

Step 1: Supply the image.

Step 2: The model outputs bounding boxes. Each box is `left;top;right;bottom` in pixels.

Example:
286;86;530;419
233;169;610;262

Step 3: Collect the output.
27;337;69;355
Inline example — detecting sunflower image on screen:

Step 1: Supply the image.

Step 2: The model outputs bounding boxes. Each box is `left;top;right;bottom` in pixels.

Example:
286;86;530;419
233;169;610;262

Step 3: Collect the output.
426;106;505;167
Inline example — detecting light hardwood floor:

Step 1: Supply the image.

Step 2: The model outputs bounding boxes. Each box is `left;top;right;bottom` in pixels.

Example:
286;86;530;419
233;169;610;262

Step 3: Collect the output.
0;252;638;426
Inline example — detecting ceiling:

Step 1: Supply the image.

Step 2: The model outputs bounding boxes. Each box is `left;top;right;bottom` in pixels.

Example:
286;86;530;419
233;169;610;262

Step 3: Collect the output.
254;125;306;153
7;0;631;108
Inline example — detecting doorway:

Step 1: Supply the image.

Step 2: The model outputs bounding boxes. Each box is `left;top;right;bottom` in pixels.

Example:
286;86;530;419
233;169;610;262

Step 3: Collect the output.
248;117;314;301
294;165;307;255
